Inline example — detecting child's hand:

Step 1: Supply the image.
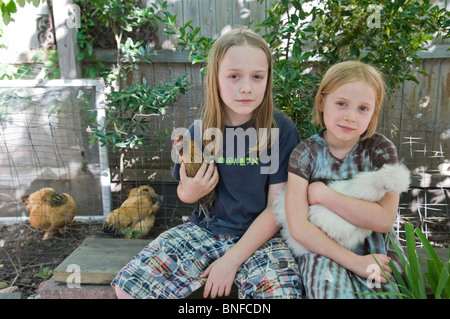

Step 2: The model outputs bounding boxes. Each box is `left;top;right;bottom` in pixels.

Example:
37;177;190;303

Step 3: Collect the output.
200;256;239;299
350;254;393;284
178;161;218;203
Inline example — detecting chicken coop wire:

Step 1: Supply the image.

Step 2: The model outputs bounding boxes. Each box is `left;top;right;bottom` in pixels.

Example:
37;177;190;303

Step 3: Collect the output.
0;79;111;225
106;101;198;230
106;140;181;230
377;112;449;248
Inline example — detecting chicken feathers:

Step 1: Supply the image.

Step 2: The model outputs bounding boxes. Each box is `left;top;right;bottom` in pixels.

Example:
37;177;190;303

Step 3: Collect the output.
173;134;216;225
22;187;77;240
103;185;162;238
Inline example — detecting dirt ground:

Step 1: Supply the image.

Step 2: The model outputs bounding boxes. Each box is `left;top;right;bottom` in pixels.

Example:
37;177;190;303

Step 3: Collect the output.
0;218;181;299
1;216;448;299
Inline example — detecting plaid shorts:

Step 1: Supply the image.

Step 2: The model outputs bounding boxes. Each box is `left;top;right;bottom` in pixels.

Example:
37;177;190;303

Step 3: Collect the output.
111;222;303;299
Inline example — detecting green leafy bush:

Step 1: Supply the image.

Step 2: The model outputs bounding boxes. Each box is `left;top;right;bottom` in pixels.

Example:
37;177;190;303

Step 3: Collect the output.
88;75;191;151
160;0;449;139
76;0;191;151
365;222;449;299
76;0;165;87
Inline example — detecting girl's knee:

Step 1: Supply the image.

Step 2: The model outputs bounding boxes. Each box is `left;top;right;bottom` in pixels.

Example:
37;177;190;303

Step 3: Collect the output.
114;285;135;299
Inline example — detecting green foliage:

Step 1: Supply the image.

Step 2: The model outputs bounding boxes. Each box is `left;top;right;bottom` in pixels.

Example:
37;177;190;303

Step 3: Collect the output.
257;0;321;138
76;1;191;151
33;267;53;280
412;225;450;299
0;0;43;26
160;0;448;139
158;10;214;69
122;227;140;239
75;0;166;87
88;75;191;151
361;223;449;299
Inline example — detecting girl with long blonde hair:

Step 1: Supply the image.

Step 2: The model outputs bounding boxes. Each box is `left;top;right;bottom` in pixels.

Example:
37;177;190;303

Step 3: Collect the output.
112;27;303;299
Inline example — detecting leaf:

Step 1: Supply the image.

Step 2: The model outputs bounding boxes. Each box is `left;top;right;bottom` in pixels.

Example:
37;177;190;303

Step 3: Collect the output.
415;227;443;270
389;234;408;266
405;223;426;298
34;267;53;279
6;0;17;14
387;246;411;298
435;265;449;299
425;258;441;295
77;52;86;61
355;254;406;299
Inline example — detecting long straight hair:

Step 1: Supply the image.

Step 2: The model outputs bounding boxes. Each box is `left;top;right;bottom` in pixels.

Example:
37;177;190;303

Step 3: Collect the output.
201;27;276;151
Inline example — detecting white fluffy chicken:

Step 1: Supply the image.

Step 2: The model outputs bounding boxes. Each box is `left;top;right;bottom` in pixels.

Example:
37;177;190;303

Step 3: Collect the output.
22;188;77;240
103;185;162;238
273;163;411;256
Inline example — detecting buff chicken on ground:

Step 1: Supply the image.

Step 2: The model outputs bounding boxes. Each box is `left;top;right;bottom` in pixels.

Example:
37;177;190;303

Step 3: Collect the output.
173;134;216;224
103;185;162;238
22;188;77;240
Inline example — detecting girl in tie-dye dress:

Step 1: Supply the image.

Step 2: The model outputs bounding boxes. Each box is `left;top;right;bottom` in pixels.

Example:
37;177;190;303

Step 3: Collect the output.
284;61;405;298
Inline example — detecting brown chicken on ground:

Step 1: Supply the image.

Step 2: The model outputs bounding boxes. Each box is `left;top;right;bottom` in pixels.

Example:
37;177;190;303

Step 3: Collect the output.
103;185;162;238
22;188;77;240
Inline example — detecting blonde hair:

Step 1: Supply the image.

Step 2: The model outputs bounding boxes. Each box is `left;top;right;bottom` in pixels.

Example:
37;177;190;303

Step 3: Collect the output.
202;27;276;150
312;61;385;139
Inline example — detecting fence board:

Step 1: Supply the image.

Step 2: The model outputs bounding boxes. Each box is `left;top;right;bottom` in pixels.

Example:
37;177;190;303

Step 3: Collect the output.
110;56;449;191
154;0;275;49
379;59;449;188
215;0;233;35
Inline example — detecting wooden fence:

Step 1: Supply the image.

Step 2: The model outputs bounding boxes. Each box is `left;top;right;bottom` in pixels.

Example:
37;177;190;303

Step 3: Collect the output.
95;51;450;238
377;57;449;244
95;0;449;185
91;0;449;242
155;0;276;48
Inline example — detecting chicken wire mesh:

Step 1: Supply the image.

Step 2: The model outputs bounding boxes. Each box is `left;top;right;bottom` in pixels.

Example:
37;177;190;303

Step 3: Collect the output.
0;79;111;223
0;78;194;237
105;136;195;231
378;75;450;247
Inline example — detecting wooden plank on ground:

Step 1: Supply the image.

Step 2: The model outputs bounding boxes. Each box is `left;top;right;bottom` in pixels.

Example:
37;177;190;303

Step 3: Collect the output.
52;236;149;285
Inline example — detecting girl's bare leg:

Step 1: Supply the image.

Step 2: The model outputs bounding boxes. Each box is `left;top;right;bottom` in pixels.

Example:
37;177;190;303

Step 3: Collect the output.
114;285;135;299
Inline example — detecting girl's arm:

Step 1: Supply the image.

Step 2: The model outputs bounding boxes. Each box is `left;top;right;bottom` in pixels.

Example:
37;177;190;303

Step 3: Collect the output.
285;172;392;282
307;181;399;233
200;182;284;299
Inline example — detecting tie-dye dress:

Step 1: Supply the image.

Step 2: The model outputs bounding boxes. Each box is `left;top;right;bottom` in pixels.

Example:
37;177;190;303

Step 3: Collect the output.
288;130;404;299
